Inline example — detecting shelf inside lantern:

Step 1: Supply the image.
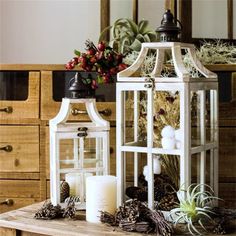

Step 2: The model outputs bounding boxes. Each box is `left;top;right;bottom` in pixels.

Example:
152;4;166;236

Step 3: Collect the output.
116;42;219;210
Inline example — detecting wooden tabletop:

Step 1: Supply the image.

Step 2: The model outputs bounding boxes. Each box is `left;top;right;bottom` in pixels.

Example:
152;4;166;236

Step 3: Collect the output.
0;202;149;236
0;202;235;236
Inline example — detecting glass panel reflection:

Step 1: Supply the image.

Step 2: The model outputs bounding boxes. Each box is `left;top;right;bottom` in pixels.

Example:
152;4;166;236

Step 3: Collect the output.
0;71;29;100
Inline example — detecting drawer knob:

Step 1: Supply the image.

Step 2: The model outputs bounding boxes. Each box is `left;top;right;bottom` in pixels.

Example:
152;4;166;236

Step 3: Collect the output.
0;145;13;152
71;108;112;117
0;106;13;113
0;199;14;206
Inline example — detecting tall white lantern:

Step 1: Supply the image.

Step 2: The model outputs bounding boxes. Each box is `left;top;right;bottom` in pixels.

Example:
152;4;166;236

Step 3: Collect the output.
50;98;110;208
116;42;218;209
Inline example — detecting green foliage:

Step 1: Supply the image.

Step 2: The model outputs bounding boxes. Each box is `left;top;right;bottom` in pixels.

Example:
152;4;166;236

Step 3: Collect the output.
170;184;220;235
99;18;157;54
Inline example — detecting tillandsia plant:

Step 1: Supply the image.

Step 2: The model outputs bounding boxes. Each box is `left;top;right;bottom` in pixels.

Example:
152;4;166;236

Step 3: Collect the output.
66;40;128;89
100;18;157;54
169;183;220;236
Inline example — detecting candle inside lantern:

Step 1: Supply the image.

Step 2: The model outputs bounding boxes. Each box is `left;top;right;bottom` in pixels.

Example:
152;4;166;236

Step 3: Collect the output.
86;175;117;223
65;173;92;197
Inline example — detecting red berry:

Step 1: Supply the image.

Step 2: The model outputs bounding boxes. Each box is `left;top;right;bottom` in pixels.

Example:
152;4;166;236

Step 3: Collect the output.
72;57;79;65
109;67;117;75
91;80;98;89
87;49;96;55
95;51;104;60
90;56;97;64
118;63;128;72
65;61;74;70
103;74;110;83
116;54;123;63
97;42;106;51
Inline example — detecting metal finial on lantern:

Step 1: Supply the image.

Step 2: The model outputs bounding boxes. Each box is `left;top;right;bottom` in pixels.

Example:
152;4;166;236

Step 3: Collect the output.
68;72;94;99
156;9;181;42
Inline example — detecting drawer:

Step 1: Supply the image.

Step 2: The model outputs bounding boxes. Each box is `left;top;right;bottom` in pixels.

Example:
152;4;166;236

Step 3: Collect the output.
0;71;40;122
0;126;39;172
0;180;40;198
41;71;115;121
0;180;40;213
0;197;39;213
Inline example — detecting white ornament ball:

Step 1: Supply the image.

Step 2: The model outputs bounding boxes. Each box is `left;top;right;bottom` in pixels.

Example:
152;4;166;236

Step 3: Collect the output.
174;129;182;141
153;156;161;174
161;125;175;138
143;165;148;177
176;140;181;149
161;137;175;149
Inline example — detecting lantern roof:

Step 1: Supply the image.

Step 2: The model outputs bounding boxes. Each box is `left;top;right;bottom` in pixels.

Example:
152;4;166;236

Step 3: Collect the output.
50;98;110;132
118;42;217;82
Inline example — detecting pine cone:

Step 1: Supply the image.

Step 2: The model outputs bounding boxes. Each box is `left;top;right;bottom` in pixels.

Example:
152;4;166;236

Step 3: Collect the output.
60;181;70;203
34;201;63;220
62;201;76;219
157;194;178;211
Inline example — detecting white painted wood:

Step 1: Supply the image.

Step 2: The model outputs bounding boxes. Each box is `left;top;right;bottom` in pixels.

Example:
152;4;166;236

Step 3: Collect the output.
134;91;139;187
50;98;110;207
151;49;165;77
171;45;189;79
199;90;206;192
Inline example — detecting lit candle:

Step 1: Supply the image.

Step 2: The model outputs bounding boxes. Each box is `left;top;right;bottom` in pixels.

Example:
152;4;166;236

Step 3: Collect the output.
86;175;117;223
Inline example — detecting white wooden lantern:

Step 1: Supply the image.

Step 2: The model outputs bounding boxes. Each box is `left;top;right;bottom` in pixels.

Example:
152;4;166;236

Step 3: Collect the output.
50;98;110;208
116;42;218;209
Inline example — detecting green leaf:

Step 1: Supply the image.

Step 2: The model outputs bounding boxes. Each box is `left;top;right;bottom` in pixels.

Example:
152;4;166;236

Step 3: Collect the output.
99;25;112;42
125;18;138;35
74;50;81;56
136;34;145;42
97;75;103;84
129;38;142;51
138;20;149;34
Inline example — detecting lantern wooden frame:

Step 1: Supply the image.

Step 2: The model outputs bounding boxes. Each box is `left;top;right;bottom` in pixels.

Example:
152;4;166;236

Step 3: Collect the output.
116;42;218;210
50;98;110;207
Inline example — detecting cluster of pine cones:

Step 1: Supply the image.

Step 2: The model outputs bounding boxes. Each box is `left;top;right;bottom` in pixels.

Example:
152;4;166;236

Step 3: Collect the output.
126;174;179;211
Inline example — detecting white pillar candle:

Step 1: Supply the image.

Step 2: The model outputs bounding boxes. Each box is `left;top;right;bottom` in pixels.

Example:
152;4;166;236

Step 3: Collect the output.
65;173;92;197
65;173;81;196
86;175;117;223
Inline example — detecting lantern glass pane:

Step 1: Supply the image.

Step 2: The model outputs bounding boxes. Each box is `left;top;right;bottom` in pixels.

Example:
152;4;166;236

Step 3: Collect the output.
123;90;148;147
191;91;201;147
191;152;201;184
191;150;213;189
206;89;217;144
153;91;180;148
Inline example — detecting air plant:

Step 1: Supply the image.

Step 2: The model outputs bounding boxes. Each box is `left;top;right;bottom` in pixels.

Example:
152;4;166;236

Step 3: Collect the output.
169;183;220;235
99;18;157;54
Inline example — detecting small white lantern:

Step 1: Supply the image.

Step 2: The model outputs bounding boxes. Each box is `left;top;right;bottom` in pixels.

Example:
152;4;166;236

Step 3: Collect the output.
50;98;110;208
116;42;218;209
